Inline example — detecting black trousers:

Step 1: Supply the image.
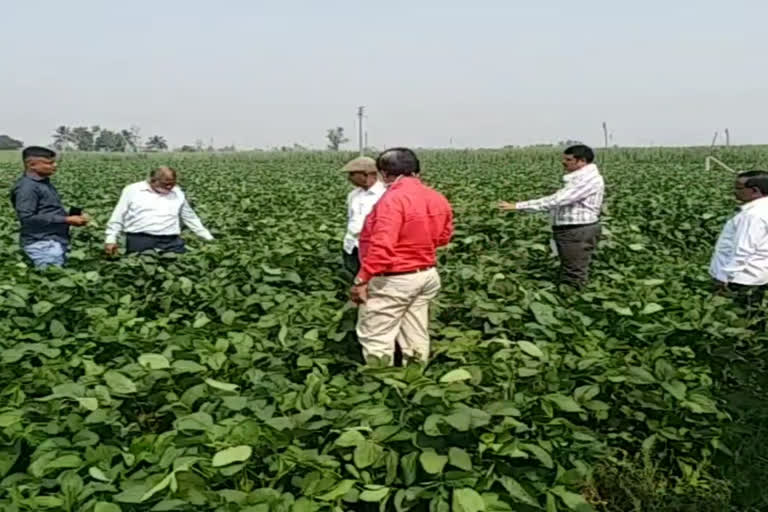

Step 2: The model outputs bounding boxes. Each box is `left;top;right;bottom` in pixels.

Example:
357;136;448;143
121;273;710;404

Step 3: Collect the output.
553;223;601;286
343;248;361;279
126;233;186;254
726;283;766;309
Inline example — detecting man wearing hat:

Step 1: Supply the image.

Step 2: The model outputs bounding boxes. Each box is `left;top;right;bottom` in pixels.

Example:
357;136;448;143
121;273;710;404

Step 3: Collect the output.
341;156;386;278
11;146;90;268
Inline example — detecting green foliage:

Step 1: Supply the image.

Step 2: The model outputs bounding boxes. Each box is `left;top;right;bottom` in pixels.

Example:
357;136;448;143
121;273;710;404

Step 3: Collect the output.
0;148;765;510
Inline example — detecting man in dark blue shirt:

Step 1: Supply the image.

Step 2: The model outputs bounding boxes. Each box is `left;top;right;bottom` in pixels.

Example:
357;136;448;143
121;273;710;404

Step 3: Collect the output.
10;146;89;268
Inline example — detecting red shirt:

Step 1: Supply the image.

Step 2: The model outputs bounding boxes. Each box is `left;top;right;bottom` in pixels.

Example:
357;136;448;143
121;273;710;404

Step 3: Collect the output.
357;177;453;282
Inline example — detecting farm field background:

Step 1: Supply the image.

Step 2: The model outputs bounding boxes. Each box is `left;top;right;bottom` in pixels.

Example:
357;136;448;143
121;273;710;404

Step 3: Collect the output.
0;147;767;511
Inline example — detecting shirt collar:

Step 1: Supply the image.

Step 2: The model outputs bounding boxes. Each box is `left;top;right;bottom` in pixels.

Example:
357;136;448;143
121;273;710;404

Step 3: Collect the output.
23;171;47;182
141;181;177;195
387;175;419;190
740;196;768;212
563;163;599;182
365;180;386;194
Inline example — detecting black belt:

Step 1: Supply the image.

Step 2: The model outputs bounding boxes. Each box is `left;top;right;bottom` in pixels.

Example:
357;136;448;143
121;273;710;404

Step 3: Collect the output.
553;222;599;232
126;233;181;239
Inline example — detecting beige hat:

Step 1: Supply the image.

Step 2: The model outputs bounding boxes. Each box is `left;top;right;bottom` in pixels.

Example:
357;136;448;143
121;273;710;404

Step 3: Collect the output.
341;156;378;173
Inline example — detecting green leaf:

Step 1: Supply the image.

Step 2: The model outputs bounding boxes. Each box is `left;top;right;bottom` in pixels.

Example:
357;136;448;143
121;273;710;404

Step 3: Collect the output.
77;397;99;411
661;380;687;400
531;302;557;325
336;430;366;448
104;370;138;394
521;443;554;469
192;313;210;328
444;410;471;431
499;476;541;508
627;366;656;385
0;411;23;428
574;385;600;403
151;500;190;511
359;486;390;502
550;486;593;511
316;479;356;501
176;412;214;431
449;447;473;471
212;445;252;467
94;503;122;512
50;319;67;338
401;452;419;486
221;310;237;325
205;378;239;392
641;303;664;315
354;440;382;469
545;394;584;413
141;472;176;502
440;368;473;383
453;488;486;512
172;360;206;374
90;466;112;482
138;353;171;370
420;449;448;474
32;300;55;316
29;496;64;508
517;341;544;359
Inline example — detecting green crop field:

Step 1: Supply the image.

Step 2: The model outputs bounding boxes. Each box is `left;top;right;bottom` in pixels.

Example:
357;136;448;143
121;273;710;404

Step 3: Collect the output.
1;147;767;511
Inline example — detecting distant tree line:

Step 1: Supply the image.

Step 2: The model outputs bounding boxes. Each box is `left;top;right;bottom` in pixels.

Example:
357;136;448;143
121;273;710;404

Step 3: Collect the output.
0;123;353;153
51;125;169;152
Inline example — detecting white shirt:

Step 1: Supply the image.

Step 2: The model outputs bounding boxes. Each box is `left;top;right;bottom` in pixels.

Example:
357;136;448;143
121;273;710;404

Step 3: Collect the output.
343;181;386;254
710;196;768;285
515;164;604;226
105;181;214;244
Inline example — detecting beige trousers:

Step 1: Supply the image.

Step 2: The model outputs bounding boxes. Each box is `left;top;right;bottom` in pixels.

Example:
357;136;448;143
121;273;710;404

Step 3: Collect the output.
356;268;441;364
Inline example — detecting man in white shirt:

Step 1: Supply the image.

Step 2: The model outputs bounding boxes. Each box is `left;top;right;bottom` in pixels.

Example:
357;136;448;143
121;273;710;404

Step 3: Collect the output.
341;156;386;278
104;166;214;255
710;170;768;307
499;144;605;287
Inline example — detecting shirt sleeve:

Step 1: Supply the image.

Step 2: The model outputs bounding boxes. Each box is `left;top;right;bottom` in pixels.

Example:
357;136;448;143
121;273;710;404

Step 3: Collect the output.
356;197;403;283
104;187;131;244
180;199;214;241
515;176;597;212
721;213;766;282
435;201;454;247
347;193;365;238
13;184;68;228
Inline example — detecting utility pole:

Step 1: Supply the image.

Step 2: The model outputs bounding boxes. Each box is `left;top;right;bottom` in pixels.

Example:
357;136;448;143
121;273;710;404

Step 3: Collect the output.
710;131;719;148
602;122;609;149
357;106;365;155
725;128;730;147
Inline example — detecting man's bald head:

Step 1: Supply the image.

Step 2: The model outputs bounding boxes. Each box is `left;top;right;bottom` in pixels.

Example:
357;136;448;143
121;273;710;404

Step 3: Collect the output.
149;166;178;194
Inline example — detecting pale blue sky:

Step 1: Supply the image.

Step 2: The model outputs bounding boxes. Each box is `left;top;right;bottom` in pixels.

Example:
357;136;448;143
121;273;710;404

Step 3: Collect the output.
2;0;766;149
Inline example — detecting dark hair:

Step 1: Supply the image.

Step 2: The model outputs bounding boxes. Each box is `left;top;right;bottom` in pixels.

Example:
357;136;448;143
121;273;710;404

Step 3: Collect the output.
563;144;595;163
376;147;420;177
22;146;56;161
738;170;768;196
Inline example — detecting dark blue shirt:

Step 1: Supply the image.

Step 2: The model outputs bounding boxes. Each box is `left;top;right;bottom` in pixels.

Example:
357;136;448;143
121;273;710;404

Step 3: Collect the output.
10;173;70;246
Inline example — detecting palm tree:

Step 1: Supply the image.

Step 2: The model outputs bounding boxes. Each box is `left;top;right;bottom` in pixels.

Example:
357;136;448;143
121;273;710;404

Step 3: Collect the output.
52;126;74;150
145;135;168;152
120;129;138;152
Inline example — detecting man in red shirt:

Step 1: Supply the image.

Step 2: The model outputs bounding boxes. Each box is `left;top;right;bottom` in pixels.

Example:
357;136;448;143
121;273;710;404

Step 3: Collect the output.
350;148;454;364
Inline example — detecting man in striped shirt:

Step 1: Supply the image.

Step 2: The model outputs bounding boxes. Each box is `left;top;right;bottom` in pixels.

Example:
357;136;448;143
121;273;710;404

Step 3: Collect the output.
499;144;604;286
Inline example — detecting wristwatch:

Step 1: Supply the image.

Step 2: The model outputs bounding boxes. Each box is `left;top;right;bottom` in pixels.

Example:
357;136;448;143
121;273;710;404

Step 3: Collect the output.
353;277;368;286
